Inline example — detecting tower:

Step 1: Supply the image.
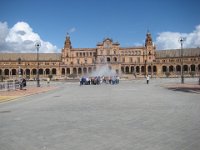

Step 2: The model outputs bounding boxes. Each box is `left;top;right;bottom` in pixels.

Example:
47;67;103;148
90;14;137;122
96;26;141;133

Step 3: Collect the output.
64;33;72;49
145;31;155;62
62;33;72;64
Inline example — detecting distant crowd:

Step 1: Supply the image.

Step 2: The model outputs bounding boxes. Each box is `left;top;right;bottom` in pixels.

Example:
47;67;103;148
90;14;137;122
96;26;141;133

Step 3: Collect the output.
80;76;120;85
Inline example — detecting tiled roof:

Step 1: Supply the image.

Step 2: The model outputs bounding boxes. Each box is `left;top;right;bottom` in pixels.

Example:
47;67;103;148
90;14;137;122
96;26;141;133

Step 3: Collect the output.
0;53;61;61
119;47;144;50
156;48;200;58
71;48;97;51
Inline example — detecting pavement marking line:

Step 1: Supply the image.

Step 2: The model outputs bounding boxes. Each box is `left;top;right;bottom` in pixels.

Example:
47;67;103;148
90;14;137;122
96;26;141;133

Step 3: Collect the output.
0;86;59;103
0;96;19;103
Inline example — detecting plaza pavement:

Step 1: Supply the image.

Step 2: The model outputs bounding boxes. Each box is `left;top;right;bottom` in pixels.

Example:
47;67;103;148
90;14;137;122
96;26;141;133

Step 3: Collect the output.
0;78;200;150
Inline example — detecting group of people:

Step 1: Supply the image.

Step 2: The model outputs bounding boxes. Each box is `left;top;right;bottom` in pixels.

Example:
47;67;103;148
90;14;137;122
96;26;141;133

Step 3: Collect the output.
18;78;26;89
80;76;120;85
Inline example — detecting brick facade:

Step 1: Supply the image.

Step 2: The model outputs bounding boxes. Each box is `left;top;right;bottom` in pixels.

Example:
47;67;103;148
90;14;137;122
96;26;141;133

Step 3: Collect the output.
0;32;200;80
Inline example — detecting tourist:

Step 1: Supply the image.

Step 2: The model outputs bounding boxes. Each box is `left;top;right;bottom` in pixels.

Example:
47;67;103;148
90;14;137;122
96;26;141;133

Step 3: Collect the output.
79;77;82;86
116;76;120;84
47;77;50;86
146;75;150;84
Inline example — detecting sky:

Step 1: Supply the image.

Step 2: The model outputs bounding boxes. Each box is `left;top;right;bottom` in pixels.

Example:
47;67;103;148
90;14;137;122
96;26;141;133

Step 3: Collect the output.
0;0;200;53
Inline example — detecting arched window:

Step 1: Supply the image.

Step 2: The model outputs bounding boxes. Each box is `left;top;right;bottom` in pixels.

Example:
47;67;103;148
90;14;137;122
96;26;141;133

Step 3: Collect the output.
4;69;9;75
191;64;195;71
107;57;111;62
125;66;129;73
19;69;23;75
141;66;145;72
26;69;30;75
83;67;87;74
73;68;77;74
66;68;70;74
148;66;152;72
183;65;188;72
62;68;65;75
52;68;57;75
176;65;181;72
121;66;124;73
113;57;117;62
45;68;50;75
153;66;157;72
12;69;17;75
78;68;82;74
39;69;43;75
136;66;140;73
169;65;174;72
88;67;92;73
32;69;37;75
162;66;167;72
131;66;134;73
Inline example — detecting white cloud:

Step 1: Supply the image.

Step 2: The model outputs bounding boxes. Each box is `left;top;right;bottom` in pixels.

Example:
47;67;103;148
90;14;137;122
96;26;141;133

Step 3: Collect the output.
68;27;76;33
0;21;58;53
155;25;200;50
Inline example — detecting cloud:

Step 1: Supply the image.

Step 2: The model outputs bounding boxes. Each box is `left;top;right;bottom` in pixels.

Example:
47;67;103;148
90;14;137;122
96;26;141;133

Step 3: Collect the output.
68;27;76;33
0;21;58;53
155;25;200;50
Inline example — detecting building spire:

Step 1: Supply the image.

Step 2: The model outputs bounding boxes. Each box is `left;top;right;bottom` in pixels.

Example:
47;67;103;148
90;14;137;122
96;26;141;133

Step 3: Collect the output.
145;31;153;47
64;33;72;49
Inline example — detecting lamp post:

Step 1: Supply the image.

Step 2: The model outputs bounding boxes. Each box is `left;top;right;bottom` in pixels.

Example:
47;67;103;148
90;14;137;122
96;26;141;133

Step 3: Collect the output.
18;57;22;89
35;41;41;87
179;37;186;84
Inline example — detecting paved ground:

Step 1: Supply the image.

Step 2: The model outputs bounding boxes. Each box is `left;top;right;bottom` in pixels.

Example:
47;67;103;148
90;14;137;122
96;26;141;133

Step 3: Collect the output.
0;78;200;150
0;86;57;102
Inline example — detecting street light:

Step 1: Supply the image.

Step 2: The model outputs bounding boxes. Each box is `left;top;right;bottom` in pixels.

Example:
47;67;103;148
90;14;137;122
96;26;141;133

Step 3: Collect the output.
35;41;41;87
179;37;186;84
18;57;22;90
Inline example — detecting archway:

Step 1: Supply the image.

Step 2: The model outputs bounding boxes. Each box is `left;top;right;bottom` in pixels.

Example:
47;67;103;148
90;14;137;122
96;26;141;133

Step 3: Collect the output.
83;67;87;74
148;66;152;73
162;66;167;72
45;68;50;75
141;66;145;73
78;68;82;74
183;65;188;72
169;65;174;72
131;66;134;73
26;69;30;75
113;57;117;62
191;64;195;72
4;69;9;75
88;67;92;74
121;66;124;73
107;57;111;63
61;68;65;75
153;66;157;72
176;65;181;72
136;66;140;73
73;68;77;74
52;68;56;75
39;69;43;75
12;69;17;75
32;69;37;75
125;66;129;73
67;68;70;74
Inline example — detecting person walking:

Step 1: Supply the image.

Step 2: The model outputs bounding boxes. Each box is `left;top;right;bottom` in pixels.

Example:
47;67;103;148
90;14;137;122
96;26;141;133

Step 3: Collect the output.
47;77;50;86
146;75;150;84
